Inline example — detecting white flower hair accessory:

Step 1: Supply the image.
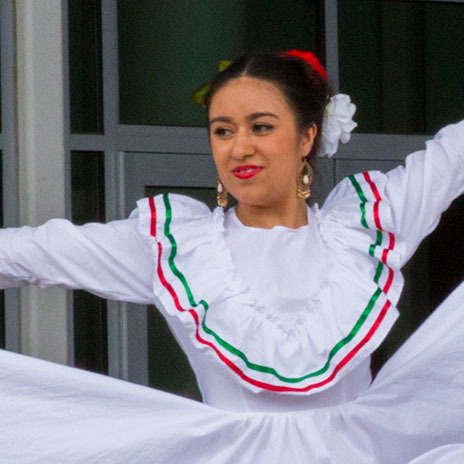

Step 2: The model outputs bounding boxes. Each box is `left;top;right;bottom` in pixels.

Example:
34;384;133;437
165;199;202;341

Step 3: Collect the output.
318;94;357;158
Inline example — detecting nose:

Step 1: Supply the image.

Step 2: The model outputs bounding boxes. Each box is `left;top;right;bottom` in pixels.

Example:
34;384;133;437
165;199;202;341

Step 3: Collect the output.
231;130;254;160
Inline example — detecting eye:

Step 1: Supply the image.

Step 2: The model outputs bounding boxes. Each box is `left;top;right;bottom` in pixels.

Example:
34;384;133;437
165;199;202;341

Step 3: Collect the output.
253;123;273;134
212;127;234;138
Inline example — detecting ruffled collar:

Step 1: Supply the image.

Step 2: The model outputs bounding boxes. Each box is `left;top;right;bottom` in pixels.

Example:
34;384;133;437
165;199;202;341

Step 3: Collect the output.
226;206;312;232
137;174;404;395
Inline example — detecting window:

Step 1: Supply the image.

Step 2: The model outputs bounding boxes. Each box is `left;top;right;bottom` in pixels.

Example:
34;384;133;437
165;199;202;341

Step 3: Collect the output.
339;0;464;134
71;151;107;373
69;0;103;134
118;0;321;126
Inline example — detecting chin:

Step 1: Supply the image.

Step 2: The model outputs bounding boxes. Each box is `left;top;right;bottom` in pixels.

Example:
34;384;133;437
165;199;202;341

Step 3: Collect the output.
233;191;274;209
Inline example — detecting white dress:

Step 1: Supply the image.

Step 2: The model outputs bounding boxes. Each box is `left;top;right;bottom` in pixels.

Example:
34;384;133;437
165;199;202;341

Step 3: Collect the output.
0;121;463;463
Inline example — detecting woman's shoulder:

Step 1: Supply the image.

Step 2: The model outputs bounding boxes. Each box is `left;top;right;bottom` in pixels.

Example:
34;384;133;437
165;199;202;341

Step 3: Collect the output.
321;170;388;211
319;170;397;248
135;193;222;260
136;193;213;218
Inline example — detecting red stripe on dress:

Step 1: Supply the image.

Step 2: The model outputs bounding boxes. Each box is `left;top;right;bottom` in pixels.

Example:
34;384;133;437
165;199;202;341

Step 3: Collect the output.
148;197;394;393
383;269;394;295
362;173;396;296
363;172;383;231
149;197;157;238
373;202;382;231
381;233;395;294
363;172;381;202
381;232;395;265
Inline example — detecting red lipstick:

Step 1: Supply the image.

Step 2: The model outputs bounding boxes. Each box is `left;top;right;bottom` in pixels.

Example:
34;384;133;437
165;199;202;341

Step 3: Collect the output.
232;165;263;179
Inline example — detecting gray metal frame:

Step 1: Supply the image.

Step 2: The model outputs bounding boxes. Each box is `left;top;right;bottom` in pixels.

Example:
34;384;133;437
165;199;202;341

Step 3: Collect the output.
1;0;20;353
61;0;75;367
324;0;339;92
101;0;130;381
58;0;456;386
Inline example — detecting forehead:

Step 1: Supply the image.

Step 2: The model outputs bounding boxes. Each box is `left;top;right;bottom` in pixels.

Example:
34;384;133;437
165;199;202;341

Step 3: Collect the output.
208;76;294;119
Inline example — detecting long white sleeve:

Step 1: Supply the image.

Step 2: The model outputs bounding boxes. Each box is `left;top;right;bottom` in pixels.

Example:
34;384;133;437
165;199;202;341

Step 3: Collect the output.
323;120;464;267
0;214;156;304
384;120;464;263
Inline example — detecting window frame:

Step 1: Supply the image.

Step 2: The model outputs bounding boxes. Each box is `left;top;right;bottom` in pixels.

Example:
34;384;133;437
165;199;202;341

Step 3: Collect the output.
1;0;20;353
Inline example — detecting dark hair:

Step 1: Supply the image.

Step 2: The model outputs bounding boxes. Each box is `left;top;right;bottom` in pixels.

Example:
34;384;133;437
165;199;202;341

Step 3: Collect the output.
204;52;332;158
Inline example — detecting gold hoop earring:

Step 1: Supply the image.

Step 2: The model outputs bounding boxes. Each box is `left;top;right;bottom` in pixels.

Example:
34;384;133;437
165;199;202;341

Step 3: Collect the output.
216;177;228;208
297;159;313;200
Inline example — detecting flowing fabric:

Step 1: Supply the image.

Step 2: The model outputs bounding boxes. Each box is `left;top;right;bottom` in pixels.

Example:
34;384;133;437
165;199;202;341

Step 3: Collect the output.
0;283;463;463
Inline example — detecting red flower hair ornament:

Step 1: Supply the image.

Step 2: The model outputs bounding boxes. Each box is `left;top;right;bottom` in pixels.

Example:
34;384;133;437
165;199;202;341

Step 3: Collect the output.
284;49;328;81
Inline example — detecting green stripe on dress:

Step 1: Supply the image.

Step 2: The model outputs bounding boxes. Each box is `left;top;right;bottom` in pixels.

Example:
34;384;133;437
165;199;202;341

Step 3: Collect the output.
349;175;369;228
348;176;386;286
158;192;385;384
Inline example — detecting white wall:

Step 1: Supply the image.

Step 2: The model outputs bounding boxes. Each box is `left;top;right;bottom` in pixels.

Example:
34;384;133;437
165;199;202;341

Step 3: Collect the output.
16;0;69;364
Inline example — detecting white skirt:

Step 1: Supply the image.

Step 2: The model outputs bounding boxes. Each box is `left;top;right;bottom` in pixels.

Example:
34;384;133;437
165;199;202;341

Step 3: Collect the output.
1;282;463;464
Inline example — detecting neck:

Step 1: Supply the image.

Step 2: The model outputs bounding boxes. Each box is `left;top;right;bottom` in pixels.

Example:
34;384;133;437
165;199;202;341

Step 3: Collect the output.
235;198;308;229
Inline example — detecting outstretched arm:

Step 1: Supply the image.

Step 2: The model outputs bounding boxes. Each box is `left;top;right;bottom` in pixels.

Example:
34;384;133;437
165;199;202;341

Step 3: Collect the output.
384;120;464;264
0;215;156;304
322;119;464;268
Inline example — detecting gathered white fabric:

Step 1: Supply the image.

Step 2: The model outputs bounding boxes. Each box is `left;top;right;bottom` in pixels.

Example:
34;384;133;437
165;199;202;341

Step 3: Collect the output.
0;283;463;463
318;93;357;158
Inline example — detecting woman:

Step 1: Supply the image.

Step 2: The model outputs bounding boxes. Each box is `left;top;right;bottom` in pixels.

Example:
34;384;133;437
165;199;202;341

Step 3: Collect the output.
0;51;463;463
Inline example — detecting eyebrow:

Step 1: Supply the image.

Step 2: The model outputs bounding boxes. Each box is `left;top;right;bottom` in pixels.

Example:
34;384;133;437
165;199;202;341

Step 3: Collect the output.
209;112;279;125
247;112;279;121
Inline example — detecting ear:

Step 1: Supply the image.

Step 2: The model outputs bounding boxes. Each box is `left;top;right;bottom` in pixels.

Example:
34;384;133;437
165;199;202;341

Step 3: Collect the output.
299;124;317;158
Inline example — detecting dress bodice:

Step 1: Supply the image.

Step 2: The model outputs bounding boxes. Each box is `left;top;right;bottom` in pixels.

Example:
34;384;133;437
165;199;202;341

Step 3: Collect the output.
192;207;373;412
136;181;405;408
223;207;325;319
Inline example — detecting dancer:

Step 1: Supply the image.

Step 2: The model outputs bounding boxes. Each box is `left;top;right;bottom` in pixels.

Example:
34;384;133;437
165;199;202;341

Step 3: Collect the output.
0;51;463;463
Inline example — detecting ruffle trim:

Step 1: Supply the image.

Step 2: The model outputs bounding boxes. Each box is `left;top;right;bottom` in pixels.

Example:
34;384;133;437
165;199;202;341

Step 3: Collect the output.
137;171;404;395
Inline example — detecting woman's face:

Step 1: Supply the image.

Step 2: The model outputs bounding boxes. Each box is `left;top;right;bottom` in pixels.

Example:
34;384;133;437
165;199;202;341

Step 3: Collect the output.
208;77;316;210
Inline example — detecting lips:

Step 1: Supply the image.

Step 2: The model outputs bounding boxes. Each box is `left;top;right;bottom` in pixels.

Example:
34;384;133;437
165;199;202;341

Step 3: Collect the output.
232;165;263;180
